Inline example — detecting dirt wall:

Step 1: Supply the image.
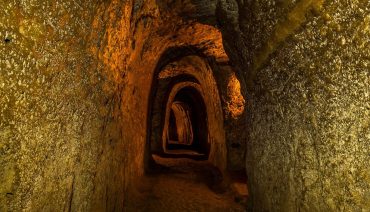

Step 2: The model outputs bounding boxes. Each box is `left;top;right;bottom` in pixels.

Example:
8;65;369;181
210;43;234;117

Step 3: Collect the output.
217;0;370;211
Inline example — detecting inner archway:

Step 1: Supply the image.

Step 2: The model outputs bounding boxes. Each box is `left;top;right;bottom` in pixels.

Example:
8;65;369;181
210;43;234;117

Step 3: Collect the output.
163;84;209;158
147;53;227;171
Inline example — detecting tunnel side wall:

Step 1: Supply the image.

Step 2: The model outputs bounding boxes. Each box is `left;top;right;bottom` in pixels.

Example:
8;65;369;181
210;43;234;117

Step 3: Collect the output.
0;1;134;211
217;0;370;211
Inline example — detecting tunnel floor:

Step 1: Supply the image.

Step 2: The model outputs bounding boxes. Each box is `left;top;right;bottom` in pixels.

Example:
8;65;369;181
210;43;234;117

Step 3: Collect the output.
125;155;247;211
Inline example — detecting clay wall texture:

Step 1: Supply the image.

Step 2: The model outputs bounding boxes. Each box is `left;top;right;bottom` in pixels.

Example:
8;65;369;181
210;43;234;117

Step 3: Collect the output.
217;0;370;211
2;1;96;210
0;0;132;210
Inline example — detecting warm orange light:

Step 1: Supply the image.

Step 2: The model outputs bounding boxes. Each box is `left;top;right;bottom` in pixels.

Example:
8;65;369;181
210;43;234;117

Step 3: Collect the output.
227;74;245;119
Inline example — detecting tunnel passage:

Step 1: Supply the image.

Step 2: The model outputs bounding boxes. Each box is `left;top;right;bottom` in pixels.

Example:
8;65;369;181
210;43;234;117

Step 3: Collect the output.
164;84;209;157
4;0;368;211
168;102;192;146
139;50;248;210
148;52;227;170
168;102;193;145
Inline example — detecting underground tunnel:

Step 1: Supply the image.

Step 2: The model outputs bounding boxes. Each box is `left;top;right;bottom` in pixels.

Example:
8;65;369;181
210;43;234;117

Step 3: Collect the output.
138;50;247;211
148;53;229;166
163;86;209;157
1;0;369;211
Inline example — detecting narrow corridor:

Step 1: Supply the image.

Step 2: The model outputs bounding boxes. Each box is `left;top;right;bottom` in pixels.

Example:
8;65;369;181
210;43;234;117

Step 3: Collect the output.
2;1;368;211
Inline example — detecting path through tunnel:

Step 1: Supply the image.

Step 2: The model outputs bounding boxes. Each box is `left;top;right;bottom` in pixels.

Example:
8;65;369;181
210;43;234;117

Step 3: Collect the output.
165;86;209;158
124;46;248;211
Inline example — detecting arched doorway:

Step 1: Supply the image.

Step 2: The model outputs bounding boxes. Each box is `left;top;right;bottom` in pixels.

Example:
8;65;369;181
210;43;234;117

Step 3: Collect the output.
163;84;209;158
147;52;227;171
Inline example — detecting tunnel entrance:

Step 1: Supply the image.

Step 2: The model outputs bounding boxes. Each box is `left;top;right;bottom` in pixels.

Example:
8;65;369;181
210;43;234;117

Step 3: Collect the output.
164;86;209;158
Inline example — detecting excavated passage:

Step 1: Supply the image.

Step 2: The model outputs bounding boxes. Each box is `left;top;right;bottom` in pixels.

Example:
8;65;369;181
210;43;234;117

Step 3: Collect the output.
168;102;194;146
129;46;248;211
148;54;227;170
130;39;249;210
2;0;369;211
164;84;209;158
168;101;193;146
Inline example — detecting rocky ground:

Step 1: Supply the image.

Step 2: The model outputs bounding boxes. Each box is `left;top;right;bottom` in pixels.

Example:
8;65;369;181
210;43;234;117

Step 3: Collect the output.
125;155;247;212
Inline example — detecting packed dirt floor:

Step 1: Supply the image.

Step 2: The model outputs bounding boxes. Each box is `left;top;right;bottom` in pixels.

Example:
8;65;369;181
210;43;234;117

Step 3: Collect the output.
125;155;248;212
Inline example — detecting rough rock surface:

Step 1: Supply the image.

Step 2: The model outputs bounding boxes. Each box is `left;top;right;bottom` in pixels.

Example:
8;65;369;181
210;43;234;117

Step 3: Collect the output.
217;0;370;211
0;1;114;211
